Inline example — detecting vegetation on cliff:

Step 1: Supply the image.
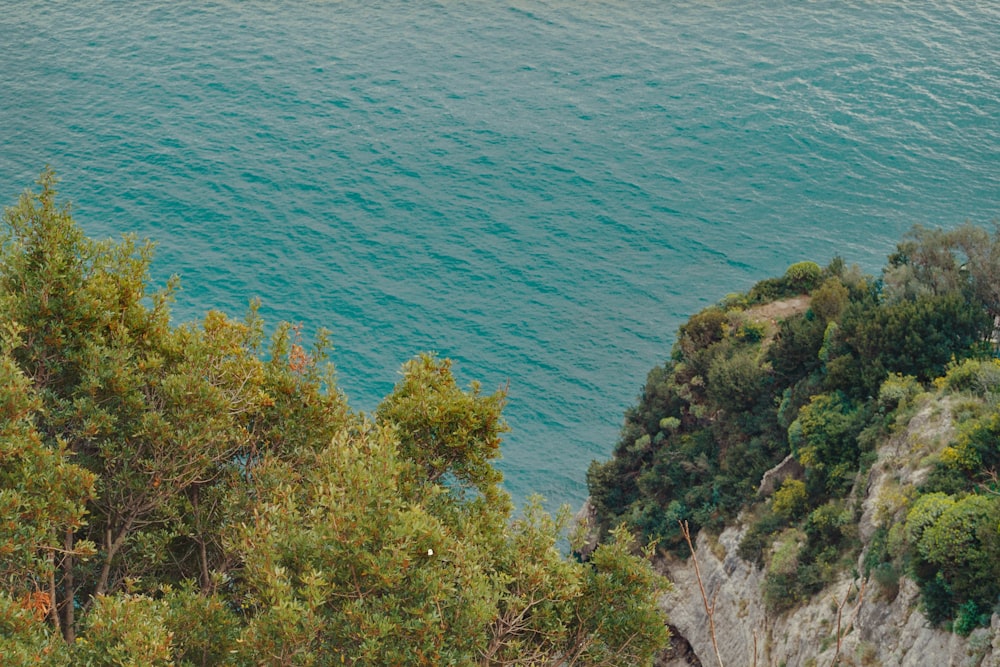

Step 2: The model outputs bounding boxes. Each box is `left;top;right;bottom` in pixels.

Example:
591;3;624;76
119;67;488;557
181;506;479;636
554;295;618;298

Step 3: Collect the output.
588;221;1000;633
0;171;670;665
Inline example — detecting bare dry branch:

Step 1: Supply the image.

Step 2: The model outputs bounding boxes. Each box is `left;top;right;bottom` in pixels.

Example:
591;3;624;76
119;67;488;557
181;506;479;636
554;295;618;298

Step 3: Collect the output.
680;520;724;667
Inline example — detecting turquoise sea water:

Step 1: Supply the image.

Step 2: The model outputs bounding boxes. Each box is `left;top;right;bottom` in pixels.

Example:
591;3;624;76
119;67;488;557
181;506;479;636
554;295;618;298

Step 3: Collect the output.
2;0;998;511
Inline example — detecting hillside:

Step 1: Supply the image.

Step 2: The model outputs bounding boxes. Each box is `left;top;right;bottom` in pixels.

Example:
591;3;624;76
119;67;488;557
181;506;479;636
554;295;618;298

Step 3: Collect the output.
586;223;1000;665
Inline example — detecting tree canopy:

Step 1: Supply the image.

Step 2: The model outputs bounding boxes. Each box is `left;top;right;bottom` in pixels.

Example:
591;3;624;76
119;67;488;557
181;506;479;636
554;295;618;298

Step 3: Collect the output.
0;171;670;665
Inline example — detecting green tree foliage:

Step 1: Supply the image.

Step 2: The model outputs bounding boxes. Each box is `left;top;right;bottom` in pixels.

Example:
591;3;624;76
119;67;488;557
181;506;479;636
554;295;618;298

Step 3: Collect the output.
566;526;671;665
73;593;175;666
706;347;772;413
225;364;671;665
0;591;68;666
906;493;1000;626
0;353;94;600
771;478;808;522
809;277;850;323
0;172;670;664
0;171;323;637
788;392;868;499
232;423;496;665
376;354;508;512
885;222;1000;326
825;291;991;399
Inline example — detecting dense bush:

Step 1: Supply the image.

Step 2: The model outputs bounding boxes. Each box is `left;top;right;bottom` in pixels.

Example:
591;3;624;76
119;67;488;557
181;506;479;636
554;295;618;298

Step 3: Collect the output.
788;392;869;500
906;493;1000;625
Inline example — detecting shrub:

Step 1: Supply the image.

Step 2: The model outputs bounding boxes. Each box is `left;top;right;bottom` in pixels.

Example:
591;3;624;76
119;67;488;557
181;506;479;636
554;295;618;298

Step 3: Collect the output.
810;277;850;322
940;358;1000;395
736;319;767;343
706;348;771;412
784;261;824;292
789;392;866;499
772;478;808;521
905;492;955;547
737;510;785;567
919;572;954;625
877;373;922;413
677;307;729;355
872;562;901;602
953;599;990;636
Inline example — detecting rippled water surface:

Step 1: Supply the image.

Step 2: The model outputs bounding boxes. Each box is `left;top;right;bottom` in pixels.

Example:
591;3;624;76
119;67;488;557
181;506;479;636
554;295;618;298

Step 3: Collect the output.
2;0;998;509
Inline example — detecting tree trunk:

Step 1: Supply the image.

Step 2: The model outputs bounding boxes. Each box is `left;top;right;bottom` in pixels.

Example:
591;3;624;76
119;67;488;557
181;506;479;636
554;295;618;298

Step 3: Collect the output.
62;528;74;642
48;539;61;637
192;485;213;594
95;515;135;598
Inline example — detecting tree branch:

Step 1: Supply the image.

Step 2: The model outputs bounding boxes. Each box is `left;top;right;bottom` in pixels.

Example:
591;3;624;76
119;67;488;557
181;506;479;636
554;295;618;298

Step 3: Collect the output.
680;520;724;667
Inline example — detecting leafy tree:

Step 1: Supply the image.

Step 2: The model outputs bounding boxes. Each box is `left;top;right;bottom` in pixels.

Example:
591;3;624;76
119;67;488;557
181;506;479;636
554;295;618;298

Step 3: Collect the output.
230;360;670;666
564;526;671;665
0;353;94;624
917;495;1000;605
827;292;991;397
885;222;1000;327
1;172;281;636
788;392;867;499
231;422;496;665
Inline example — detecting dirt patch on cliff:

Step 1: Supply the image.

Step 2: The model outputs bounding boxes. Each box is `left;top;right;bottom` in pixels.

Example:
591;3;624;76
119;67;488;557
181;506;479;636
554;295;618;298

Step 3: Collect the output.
744;295;811;323
739;295;812;346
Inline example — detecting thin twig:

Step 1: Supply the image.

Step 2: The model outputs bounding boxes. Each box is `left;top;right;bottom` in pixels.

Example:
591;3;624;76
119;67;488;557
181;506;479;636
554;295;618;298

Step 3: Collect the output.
680;520;724;667
831;578;866;666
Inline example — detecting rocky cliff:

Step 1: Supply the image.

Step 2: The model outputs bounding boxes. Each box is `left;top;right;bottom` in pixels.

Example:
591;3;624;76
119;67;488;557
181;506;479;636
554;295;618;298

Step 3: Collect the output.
645;394;1000;667
657;527;1000;667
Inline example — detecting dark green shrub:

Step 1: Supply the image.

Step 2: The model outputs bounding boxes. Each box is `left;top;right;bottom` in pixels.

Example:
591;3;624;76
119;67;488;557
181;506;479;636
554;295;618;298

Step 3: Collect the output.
919;572;954;625
953;600;990;636
764;563;825;614
706;348;772;412
862;526;891;575
788;393;867;499
737;510;785;567
766;314;826;388
919;463;970;496
810;277;850;322
677;307;729;355
872;562;901;602
830;293;991;398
